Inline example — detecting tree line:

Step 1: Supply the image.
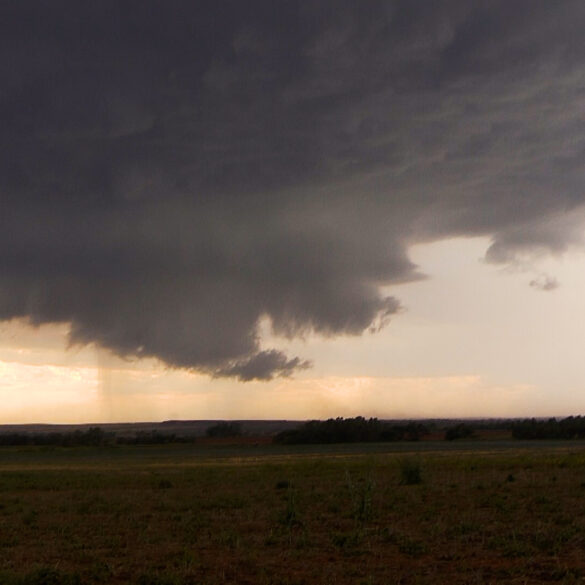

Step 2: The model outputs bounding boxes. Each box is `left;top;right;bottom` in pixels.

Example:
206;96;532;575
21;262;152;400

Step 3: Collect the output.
0;422;244;447
0;427;195;447
2;416;585;447
511;416;585;439
273;417;430;444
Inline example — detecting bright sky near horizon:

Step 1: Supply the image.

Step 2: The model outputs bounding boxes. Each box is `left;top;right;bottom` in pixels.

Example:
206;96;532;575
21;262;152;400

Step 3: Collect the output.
4;2;585;423
2;237;585;423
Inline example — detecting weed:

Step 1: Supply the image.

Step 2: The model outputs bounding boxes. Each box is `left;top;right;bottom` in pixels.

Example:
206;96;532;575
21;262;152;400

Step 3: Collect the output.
548;567;582;583
264;529;278;546
22;510;38;526
397;535;427;557
331;531;360;550
0;572;16;585
20;567;81;585
398;458;423;485
215;528;241;549
379;526;397;543
136;573;180;585
86;562;113;583
280;484;301;529
486;531;532;558
277;483;305;548
345;471;375;529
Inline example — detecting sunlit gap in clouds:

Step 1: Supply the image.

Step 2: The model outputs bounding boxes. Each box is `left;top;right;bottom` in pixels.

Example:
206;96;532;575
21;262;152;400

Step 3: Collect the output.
0;359;98;423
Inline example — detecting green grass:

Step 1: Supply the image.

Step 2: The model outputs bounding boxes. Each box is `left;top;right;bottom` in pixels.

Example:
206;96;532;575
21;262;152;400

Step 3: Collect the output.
0;443;585;583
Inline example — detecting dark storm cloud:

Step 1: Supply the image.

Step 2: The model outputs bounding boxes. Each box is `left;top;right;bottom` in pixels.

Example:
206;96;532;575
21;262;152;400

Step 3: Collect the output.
529;275;559;292
215;350;311;382
2;1;585;378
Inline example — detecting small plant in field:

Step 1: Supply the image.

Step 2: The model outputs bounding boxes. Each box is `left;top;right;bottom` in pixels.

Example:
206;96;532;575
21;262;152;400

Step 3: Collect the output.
445;423;475;441
277;483;305;547
0;571;14;585
86;561;113;583
205;421;242;438
136;573;180;585
397;535;428;557
345;471;375;529
20;567;81;585
399;458;423;485
331;531;360;549
548;567;583;583
216;528;241;549
264;529;278;546
279;484;301;529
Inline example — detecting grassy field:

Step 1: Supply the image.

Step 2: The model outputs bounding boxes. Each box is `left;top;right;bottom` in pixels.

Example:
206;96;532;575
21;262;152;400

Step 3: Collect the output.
1;442;585;584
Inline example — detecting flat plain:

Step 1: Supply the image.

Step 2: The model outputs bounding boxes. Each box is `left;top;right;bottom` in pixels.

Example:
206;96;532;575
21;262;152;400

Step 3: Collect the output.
1;441;585;584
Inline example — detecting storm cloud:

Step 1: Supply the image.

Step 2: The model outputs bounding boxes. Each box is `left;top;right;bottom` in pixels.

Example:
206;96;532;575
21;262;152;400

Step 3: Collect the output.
529;274;560;292
2;1;585;379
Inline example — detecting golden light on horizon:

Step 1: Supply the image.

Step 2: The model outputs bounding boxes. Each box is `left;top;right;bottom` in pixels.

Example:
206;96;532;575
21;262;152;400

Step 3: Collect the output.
2;238;585;424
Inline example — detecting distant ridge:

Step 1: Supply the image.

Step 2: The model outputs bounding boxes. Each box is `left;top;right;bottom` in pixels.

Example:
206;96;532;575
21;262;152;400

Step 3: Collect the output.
0;420;302;438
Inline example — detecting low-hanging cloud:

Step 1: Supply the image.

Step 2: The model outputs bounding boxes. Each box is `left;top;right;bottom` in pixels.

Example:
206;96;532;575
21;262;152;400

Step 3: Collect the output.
529;275;560;292
2;1;585;379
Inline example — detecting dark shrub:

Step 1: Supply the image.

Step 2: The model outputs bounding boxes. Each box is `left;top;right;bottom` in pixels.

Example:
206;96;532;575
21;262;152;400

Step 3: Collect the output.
206;421;242;438
399;458;423;485
445;423;475;441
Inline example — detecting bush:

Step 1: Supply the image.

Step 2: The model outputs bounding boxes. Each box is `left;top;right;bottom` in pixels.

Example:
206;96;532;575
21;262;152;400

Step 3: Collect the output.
0;427;113;447
273;417;429;444
136;574;180;585
20;568;81;585
206;421;242;438
399;458;423;485
445;423;475;441
511;416;585;440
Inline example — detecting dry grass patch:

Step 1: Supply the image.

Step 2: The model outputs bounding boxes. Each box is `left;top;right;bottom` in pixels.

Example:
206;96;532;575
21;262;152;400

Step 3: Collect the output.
0;445;585;583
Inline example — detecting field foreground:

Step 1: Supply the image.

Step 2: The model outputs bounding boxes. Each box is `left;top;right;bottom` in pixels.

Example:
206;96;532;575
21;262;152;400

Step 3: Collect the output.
1;443;585;584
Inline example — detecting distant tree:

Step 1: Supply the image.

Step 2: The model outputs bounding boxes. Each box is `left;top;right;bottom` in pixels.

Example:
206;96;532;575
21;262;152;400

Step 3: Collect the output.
0;427;114;447
117;430;184;445
511;416;585;440
206;421;242;438
273;417;429;445
445;423;475;441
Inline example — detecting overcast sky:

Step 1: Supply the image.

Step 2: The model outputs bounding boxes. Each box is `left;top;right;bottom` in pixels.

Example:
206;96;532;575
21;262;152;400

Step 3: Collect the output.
2;1;585;422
